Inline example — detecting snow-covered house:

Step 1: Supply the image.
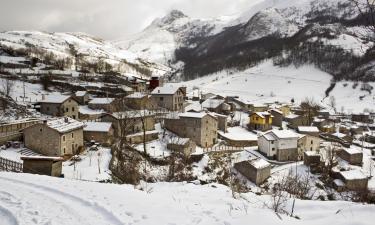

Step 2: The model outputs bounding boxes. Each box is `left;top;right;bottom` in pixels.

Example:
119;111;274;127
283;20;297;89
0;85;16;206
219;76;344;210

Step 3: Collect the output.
150;86;185;112
201;98;231;115
88;98;116;112
101;110;155;137
164;112;218;147
269;109;283;127
167;137;196;156
23;117;85;157
258;130;299;161
337;148;363;166
39;95;79;119
337;170;369;191
234;158;271;185
124;92;151;110
83;122;114;146
248;112;273;131
73;91;90;105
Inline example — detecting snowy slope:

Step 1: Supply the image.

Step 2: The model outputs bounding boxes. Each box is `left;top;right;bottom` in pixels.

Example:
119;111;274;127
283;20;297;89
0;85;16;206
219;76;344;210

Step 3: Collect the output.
169;61;375;114
0;31;170;76
0;172;374;225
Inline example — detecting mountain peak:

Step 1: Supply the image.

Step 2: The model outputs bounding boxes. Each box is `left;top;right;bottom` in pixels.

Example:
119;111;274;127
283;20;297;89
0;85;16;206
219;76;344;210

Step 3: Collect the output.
150;9;188;28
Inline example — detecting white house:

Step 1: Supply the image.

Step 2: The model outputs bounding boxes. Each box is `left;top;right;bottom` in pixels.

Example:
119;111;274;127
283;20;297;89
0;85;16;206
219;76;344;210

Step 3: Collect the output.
258;130;300;161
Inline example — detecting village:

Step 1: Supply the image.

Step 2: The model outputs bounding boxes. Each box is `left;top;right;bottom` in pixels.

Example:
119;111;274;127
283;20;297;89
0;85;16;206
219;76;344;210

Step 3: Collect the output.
0;71;374;205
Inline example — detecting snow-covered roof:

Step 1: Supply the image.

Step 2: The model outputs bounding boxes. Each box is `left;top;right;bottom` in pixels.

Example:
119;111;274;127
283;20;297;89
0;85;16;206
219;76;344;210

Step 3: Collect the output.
151;86;180;95
40;95;71;104
249;158;271;169
262;129;300;140
89;98;115;105
332;132;347;138
75;91;87;97
79;106;104;115
285;114;300;119
304;151;320;157
339;170;368;180
298;126;319;133
179;112;208;119
202;99;224;109
342;148;362;155
252;112;273;118
84;122;112;132
110;110;154;119
126;92;147;99
46;117;85;133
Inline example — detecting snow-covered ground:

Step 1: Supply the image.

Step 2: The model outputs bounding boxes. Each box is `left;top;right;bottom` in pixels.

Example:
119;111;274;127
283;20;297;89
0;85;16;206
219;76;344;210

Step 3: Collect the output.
170;61;375;114
0;172;375;225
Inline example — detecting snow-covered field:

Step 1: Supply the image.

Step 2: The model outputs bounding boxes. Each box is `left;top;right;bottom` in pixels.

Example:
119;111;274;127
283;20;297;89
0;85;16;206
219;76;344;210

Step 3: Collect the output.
171;61;375;113
0;172;374;225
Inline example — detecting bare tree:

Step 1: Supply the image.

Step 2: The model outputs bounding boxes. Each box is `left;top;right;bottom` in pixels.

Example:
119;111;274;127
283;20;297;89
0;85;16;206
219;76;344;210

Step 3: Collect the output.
1;79;15;98
351;0;375;35
300;98;321;125
328;96;337;114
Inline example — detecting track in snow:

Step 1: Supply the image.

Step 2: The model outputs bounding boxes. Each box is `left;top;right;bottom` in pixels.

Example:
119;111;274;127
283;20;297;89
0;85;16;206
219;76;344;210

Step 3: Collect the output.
0;176;124;225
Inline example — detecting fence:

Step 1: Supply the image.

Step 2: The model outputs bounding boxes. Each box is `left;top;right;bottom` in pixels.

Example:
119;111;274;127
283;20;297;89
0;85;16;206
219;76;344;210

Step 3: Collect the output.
203;145;244;153
0;157;23;172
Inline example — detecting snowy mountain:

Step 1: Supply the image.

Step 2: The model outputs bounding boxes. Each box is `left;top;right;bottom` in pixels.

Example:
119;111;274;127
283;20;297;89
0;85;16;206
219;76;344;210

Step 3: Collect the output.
0;31;170;77
117;0;375;81
113;10;234;65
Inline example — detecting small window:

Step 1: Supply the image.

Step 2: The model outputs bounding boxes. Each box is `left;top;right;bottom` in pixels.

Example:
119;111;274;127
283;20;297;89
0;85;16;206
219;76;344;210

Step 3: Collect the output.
66;108;69;112
46;107;50;111
63;136;65;141
272;148;275;151
71;133;74;138
40;128;43;132
160;97;164;101
311;140;313;144
63;148;66;154
271;141;274;144
72;107;75;112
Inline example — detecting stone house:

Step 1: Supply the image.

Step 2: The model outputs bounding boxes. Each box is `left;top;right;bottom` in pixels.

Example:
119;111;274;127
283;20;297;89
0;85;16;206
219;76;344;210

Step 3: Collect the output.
150;86;185;111
39;95;79;119
285;114;308;129
164;112;218;148
297;134;320;159
258;130;299;161
21;156;63;177
73;91;90;105
303;151;321;166
269;109;283;127
167;137;197;156
23;117;85;157
352;113;372;123
249;104;268;113
126;130;159;145
124;92;152;110
337;148;363;165
209;112;228;132
101;110;156;137
248;112;273;131
234;158;271;185
338;170;368;191
83;122;114;146
201;98;231;115
0;118;40;136
88;98;117;112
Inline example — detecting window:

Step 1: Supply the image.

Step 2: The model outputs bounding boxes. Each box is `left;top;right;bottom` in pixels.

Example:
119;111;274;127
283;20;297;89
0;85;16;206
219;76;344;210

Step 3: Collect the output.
72;107;75;112
160;97;164;101
272;148;275;151
63;136;65;141
66;108;69;112
271;141;274;144
71;133;74;138
63;148;66;154
311;140;313;144
46;107;50;111
40;128;43;132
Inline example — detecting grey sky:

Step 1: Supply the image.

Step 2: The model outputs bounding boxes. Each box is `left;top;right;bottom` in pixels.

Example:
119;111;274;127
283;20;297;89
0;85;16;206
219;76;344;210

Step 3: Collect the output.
0;0;262;40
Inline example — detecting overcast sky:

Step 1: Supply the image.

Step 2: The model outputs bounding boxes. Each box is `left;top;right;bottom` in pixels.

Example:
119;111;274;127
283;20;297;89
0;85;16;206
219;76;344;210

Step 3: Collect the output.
0;0;263;40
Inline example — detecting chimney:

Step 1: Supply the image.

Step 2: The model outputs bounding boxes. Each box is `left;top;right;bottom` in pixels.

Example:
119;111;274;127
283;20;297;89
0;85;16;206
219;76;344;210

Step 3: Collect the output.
64;117;69;123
